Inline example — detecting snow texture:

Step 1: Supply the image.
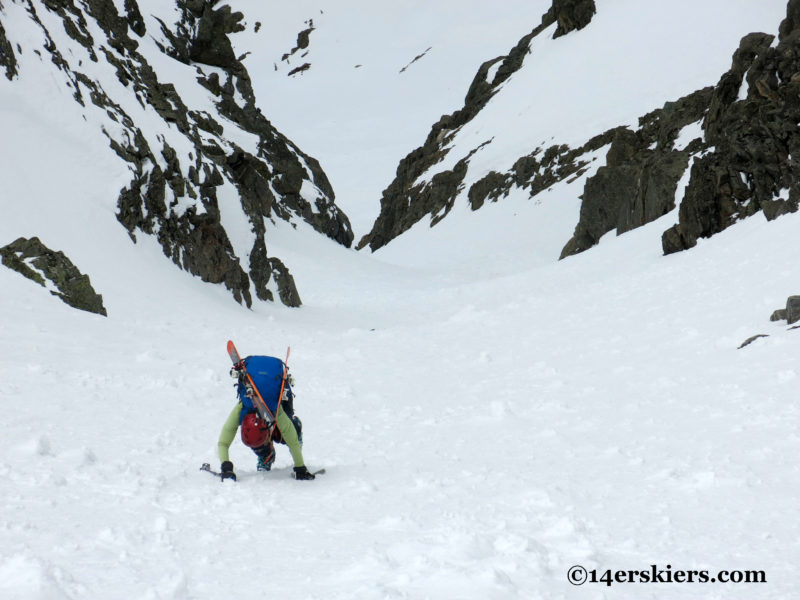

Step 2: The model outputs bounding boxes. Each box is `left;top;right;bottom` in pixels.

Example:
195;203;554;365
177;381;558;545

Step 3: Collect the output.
1;1;799;599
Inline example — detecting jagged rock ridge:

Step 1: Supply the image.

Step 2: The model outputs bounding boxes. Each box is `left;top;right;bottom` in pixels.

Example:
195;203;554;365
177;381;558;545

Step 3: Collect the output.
661;10;800;254
1;237;107;316
568;3;800;258
454;81;711;260
0;0;353;308
359;0;800;262
357;0;597;252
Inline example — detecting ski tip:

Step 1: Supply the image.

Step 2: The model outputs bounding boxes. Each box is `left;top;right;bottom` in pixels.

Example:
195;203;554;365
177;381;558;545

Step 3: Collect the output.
227;340;242;364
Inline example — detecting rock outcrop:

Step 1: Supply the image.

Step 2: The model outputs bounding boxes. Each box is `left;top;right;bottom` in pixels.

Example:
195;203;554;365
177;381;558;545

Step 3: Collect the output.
0;0;353;308
434;82;712;261
1;237;107;316
0;12;16;80
661;7;800;253
561;88;712;257
566;0;800;259
357;0;596;252
360;0;800;262
771;295;800;324
549;0;597;39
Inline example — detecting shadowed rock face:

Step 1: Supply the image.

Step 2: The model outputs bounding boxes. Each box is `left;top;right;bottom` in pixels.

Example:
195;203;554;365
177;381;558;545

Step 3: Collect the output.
561;88;713;258
1;237;107;316
0;15;16;80
1;0;353;308
548;0;597;39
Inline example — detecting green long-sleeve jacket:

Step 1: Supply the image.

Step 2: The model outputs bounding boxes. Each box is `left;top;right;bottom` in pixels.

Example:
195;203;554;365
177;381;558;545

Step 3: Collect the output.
218;402;305;467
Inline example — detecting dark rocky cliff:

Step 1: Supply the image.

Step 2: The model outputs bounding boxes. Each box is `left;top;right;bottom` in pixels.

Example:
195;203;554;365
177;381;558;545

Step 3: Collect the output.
0;0;353;308
360;0;800;261
1;237;107;316
567;1;800;258
661;6;800;254
560;89;712;258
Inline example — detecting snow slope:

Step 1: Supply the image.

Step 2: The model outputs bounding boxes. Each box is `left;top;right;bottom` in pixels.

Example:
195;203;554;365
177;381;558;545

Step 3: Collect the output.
228;0;554;235
1;0;351;309
230;0;787;241
3;197;800;600
2;2;800;600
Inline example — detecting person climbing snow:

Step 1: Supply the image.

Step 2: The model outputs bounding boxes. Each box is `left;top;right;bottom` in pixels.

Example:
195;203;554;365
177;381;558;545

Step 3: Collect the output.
217;353;315;481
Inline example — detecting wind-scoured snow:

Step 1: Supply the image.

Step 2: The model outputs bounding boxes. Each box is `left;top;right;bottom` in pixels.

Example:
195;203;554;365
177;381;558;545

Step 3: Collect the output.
1;1;799;599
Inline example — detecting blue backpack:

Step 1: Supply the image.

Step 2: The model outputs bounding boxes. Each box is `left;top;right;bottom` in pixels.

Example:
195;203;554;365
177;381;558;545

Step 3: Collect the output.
237;355;287;422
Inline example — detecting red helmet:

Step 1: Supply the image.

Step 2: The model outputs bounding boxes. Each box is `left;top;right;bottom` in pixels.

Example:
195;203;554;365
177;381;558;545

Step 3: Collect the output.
241;413;269;448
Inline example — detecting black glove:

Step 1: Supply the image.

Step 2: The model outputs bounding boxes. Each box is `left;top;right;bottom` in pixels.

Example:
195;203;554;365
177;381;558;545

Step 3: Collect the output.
220;460;237;482
293;466;315;480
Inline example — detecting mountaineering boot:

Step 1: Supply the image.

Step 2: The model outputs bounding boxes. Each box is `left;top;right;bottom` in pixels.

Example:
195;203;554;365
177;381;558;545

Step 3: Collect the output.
256;444;275;471
257;454;275;471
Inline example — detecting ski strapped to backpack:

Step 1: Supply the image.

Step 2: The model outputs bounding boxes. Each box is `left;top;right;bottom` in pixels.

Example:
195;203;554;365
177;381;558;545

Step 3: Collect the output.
227;340;290;425
274;346;290;417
